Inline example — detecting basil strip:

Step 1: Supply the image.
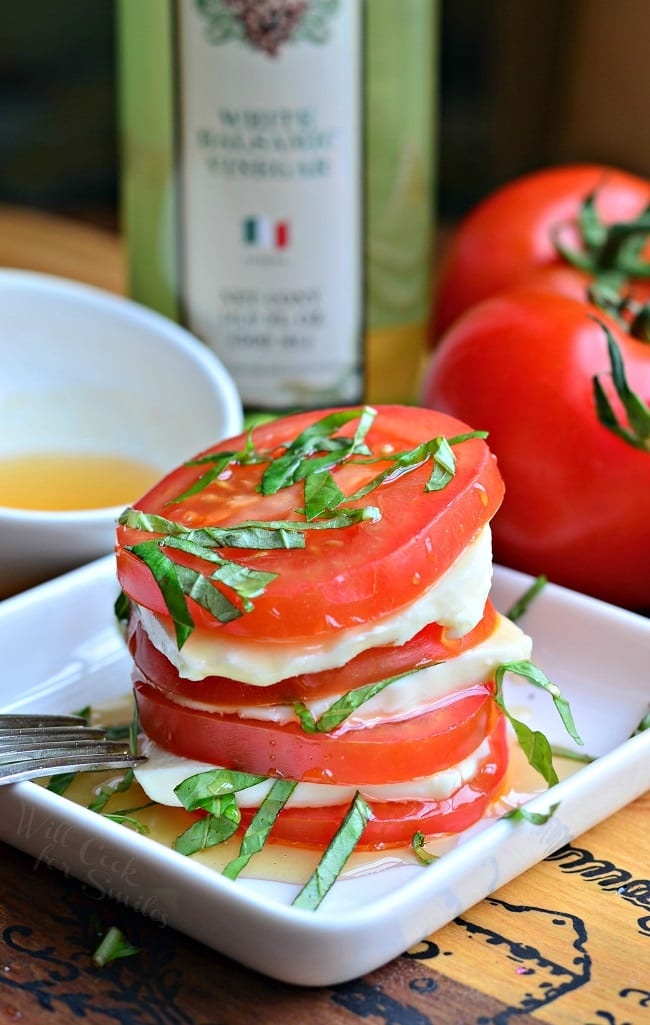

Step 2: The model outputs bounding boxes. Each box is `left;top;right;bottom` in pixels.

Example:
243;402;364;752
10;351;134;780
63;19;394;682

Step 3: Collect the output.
127;541;195;647
171;452;236;503
222;779;297;880
92;926;141;968
102;808;152;833
346;431;487;502
175;768;267;810
292;793;372;910
631;710;650;736
592;321;650;451
303;470;346;521
162;536;277;607
172;433;262;502
494;660;583;788
120;508;305;550
114;589;131;624
506;575;548;622
174;795;241;856
294;664;430;735
412;831;438;865
260;407;376;496
424;436;456;492
502;802;560;826
89;768;135;813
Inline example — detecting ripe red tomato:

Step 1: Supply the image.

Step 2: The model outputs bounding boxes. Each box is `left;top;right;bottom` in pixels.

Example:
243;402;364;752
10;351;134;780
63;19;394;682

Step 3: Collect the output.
127;601;497;707
422;288;650;610
134;673;499;786
117;406;502;646
433;164;650;339
235;717;509;849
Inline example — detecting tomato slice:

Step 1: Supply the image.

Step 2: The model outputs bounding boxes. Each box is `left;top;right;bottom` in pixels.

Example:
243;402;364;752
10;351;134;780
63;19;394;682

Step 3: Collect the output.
127;600;498;707
237;716;508;849
117;406;503;645
134;672;499;785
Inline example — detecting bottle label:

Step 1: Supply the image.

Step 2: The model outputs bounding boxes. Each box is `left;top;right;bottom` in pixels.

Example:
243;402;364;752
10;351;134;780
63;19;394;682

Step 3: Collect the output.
176;0;363;408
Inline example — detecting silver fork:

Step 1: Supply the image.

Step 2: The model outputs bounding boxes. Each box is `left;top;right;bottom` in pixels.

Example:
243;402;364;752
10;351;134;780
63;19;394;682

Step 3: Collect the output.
0;713;144;785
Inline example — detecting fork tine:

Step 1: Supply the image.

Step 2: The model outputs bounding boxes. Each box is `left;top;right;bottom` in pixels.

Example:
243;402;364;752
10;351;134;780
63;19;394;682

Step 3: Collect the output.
0;740;135;762
0;728;108;746
0;752;143;785
0;712;143;786
0;714;87;729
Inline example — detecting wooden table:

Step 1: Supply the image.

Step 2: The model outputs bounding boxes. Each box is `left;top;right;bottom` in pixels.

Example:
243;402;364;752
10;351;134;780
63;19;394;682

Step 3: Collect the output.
0;205;648;1024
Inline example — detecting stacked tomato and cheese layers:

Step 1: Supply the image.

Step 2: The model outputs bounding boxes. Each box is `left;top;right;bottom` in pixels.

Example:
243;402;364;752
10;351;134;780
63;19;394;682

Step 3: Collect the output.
116;406;532;850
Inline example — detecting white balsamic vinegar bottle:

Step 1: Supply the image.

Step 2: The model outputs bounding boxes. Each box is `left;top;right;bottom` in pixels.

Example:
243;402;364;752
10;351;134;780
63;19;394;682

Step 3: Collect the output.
118;0;437;410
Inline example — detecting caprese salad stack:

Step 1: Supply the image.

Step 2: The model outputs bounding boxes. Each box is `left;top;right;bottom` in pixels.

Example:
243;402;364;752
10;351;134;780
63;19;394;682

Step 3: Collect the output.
115;406;578;898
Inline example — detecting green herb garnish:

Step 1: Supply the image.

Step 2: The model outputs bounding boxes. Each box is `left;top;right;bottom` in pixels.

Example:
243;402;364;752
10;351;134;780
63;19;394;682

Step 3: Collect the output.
223;779;298;880
494;660;583;788
412;831;438;864
631;709;650;736
294;664;431;734
502;802;560;826
292;793;372;910
174;797;241;856
260;407;375;495
92;926;141;968
506;575;548;622
89;768;135;814
173;768;268;857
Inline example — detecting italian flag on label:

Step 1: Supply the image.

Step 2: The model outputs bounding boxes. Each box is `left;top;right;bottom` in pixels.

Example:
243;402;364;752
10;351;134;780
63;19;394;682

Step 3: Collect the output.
243;216;290;250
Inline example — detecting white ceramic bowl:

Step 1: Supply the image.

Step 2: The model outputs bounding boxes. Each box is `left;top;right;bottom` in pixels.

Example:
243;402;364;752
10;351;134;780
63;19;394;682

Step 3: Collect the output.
0;269;243;598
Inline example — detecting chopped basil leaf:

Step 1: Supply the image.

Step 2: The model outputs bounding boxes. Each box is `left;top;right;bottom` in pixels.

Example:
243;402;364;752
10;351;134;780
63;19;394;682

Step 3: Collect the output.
114;589;131;624
494;660;583;788
175;768;267;811
163;536;277;605
171;452;239;503
592;320;650;451
631;709;650;736
292;793;372;910
294;664;430;734
89;768;135;813
46;771;78;796
173;562;243;620
424;436;456;492
92;926;141;968
172;433;262;503
126;541;195;647
120;508;305;551
412;831;438;864
174;795;241;856
506;575;548;622
260;407;375;496
102;809;151;834
346;431;487;503
222;779;297;880
103;723;132;742
303;469;346;521
503;802;560;826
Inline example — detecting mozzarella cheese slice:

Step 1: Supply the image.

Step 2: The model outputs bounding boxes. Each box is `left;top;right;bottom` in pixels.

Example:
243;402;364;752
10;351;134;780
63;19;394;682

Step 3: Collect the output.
160;612;531;728
135;734;493;810
136;524;494;686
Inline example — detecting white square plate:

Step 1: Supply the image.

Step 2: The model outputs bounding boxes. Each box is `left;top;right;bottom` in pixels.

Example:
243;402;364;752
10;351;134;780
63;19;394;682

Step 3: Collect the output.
0;556;648;986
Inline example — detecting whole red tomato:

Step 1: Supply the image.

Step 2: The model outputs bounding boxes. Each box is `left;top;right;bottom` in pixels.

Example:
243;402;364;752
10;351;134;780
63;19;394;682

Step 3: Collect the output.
421;288;650;611
433;164;650;338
